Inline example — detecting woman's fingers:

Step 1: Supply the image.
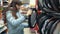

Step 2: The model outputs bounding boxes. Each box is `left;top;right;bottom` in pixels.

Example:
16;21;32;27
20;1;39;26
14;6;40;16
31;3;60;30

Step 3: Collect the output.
26;9;32;16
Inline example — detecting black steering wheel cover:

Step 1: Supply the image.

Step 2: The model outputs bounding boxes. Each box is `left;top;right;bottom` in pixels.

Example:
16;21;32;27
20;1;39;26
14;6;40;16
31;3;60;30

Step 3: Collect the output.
50;0;60;12
38;0;60;18
47;19;59;34
41;18;52;34
38;0;59;13
44;0;54;10
47;13;60;18
45;18;58;34
49;20;60;34
39;15;51;34
43;17;54;34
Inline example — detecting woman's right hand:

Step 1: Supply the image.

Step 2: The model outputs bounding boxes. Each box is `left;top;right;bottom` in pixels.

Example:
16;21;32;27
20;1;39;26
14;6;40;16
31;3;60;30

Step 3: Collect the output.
26;9;32;16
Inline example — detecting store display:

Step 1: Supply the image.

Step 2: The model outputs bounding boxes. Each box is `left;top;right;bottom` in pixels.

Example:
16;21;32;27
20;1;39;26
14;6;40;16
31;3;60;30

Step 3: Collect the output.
43;17;54;34
0;0;60;34
38;0;60;18
45;18;58;34
41;18;53;34
39;15;51;34
38;0;60;34
53;21;60;34
50;20;60;34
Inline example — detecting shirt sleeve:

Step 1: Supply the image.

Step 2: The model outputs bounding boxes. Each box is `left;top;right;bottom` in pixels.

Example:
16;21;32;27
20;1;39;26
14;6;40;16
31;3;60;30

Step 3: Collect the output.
6;11;25;26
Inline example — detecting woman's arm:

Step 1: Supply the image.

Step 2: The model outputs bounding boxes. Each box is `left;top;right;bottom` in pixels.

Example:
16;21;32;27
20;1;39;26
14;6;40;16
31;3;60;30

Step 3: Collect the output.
6;11;25;26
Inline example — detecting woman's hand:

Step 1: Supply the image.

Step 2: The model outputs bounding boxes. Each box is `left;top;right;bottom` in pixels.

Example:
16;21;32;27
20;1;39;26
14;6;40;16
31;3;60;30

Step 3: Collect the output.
26;9;32;16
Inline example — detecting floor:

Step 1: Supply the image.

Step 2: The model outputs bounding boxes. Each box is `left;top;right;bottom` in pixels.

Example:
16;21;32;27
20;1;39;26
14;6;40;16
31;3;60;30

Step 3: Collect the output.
24;28;36;34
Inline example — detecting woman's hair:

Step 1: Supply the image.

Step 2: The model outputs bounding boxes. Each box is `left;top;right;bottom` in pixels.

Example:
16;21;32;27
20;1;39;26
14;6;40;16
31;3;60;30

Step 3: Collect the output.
10;1;23;11
8;1;23;19
10;1;22;7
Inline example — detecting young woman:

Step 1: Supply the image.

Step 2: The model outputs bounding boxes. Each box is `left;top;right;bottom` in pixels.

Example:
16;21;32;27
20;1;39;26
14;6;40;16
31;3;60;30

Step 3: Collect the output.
6;1;32;34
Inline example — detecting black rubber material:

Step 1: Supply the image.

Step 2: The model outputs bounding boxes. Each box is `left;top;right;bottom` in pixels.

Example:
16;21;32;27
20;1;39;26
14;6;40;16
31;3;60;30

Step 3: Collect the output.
38;0;60;18
49;20;60;34
43;17;55;34
47;19;58;34
41;18;53;34
39;15;52;34
44;0;54;10
45;18;58;34
50;0;60;12
47;13;60;18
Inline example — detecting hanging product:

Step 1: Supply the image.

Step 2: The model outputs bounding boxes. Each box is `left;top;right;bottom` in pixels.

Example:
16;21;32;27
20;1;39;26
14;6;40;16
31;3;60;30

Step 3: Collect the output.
41;17;55;34
49;20;60;34
53;21;60;34
38;0;60;34
38;15;52;34
37;13;46;29
38;0;60;18
45;18;58;34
